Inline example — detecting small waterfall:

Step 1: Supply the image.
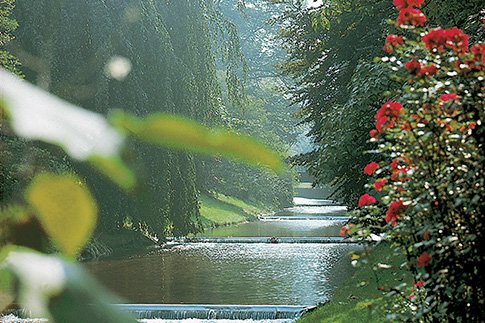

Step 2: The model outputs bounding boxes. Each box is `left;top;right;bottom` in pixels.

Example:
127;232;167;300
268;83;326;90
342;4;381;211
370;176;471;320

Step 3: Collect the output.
259;215;350;221
292;197;337;206
167;237;359;244
115;304;313;320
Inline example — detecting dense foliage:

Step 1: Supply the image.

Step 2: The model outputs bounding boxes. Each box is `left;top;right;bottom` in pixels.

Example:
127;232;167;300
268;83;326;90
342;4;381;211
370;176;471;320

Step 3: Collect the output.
273;0;393;205
0;0;21;75
274;0;484;207
347;1;484;321
8;0;291;246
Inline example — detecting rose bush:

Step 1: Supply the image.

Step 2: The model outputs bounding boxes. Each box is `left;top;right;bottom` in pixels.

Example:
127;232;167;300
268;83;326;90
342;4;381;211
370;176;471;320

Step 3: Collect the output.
344;1;484;321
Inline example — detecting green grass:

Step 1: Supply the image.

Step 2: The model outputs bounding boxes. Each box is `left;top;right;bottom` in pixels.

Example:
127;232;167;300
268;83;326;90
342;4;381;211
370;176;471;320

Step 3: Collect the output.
299;244;410;323
295;182;314;189
198;193;265;229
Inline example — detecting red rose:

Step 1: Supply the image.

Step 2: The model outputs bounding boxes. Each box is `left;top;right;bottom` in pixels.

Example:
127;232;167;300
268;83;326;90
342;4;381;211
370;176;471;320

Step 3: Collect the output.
374;178;387;191
471;43;485;64
390;159;411;181
393;0;424;10
439;93;459;102
422;27;469;55
405;57;421;74
385;200;406;226
364;161;379;175
390;159;399;171
414;280;425;288
416;252;432;268
375;101;403;132
339;224;353;237
358;193;377;207
396;8;426;27
370;129;379;139
417;64;437;77
384;34;404;53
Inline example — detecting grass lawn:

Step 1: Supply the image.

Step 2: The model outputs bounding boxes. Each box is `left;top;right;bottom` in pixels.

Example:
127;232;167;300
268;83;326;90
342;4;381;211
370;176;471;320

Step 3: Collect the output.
198;193;266;229
299;243;410;323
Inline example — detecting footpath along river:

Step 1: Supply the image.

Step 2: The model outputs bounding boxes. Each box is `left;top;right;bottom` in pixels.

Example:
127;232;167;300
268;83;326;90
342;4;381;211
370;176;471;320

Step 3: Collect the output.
85;185;359;322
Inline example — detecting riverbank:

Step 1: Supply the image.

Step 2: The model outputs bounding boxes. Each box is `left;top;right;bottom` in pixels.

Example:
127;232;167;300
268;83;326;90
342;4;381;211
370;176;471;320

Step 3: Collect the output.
198;193;269;230
298;243;410;322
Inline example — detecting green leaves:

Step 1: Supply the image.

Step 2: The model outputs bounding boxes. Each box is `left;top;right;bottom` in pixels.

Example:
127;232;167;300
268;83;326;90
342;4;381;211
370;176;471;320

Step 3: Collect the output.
25;173;97;258
111;111;285;173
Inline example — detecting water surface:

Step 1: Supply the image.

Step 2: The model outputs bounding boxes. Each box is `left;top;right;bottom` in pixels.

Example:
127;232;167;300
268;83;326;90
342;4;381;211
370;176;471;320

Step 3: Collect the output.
86;243;357;305
202;219;345;237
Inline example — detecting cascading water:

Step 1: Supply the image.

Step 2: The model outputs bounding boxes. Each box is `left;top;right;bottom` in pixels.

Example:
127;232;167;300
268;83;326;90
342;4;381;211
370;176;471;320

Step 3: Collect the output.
116;305;312;321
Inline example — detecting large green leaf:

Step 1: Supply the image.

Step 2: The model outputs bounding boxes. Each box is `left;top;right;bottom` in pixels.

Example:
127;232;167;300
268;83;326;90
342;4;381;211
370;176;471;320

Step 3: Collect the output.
111;111;285;173
88;155;137;190
25;173;97;258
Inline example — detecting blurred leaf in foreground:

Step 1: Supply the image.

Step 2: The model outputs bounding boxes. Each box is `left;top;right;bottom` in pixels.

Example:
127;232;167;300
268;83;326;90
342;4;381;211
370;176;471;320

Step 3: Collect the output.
111;111;285;173
4;248;137;323
88;155;137;190
0;68;124;160
0;68;135;190
25;173;97;258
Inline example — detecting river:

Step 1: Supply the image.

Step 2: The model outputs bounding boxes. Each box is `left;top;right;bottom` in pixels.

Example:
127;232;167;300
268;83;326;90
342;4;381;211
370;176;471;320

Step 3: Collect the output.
86;194;357;322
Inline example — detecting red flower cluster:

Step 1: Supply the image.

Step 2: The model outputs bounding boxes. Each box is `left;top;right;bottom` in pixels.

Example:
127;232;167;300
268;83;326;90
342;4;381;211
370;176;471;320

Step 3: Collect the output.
419;64;437;77
414;280;425;288
396;7;426;27
384;34;404;54
386;200;406;226
390;159;411;181
358;193;377;207
439;93;459;102
374;178;387;191
364;161;379;175
370;129;379;139
422;27;469;55
393;0;424;10
375;101;403;132
471;43;485;64
405;57;437;77
416;252;432;268
339;224;353;237
405;57;420;73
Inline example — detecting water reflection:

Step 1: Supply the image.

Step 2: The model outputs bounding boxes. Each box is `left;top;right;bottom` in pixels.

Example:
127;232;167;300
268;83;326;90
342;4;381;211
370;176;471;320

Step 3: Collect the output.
202;220;345;237
86;243;358;305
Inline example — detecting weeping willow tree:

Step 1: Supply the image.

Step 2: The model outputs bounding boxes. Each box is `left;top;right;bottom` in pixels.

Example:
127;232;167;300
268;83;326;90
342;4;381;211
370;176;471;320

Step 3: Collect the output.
0;0;21;75
11;0;247;242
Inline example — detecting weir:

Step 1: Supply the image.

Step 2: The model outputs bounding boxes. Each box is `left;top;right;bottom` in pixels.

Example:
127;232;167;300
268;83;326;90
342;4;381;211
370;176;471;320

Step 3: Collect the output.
292;197;338;206
259;215;350;221
166;237;358;244
115;304;314;320
274;206;348;216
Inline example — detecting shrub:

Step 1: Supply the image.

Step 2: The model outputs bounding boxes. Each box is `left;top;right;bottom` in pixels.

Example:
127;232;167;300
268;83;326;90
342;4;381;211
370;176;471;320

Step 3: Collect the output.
347;1;484;321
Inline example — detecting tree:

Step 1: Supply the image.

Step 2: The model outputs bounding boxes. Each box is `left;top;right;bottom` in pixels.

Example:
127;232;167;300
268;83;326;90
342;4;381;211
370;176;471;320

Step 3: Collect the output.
11;0;250;243
0;0;21;75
